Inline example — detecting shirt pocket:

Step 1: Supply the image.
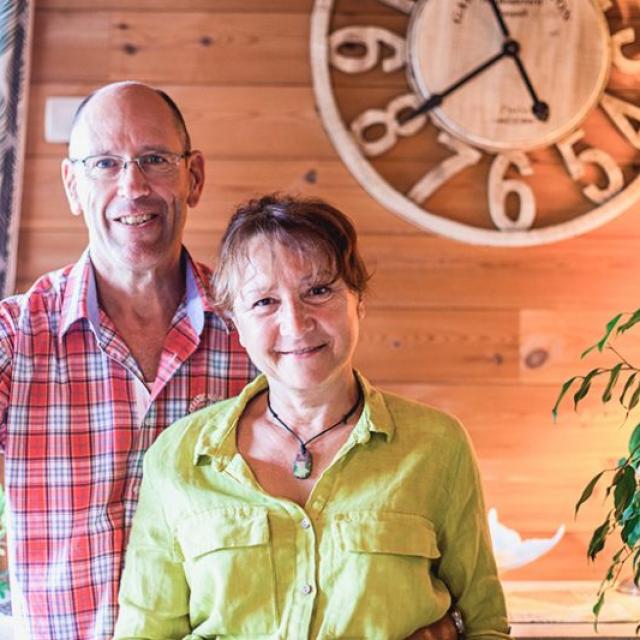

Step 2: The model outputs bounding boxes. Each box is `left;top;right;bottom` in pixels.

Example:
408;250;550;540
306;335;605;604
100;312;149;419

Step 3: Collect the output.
176;507;278;635
322;513;444;640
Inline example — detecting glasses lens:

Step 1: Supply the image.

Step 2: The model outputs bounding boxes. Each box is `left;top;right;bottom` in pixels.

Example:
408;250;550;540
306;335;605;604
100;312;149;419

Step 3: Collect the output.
86;156;123;180
137;152;178;176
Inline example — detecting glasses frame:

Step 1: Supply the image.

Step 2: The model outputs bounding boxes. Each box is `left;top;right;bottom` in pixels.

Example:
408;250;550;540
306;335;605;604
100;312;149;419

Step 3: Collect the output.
68;150;192;181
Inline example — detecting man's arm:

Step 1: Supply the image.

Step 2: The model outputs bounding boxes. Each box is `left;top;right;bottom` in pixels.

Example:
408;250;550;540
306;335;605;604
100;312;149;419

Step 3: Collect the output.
0;301;17;452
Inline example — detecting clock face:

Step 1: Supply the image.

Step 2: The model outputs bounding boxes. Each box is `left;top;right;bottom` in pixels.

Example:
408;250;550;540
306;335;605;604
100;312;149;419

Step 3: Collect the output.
310;0;640;246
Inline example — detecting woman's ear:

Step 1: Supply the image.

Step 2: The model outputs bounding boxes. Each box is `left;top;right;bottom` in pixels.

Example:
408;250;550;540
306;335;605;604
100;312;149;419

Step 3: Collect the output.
357;296;366;320
227;312;245;346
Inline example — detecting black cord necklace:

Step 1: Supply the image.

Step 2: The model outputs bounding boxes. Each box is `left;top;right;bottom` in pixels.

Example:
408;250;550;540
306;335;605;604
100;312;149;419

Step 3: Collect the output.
266;382;363;480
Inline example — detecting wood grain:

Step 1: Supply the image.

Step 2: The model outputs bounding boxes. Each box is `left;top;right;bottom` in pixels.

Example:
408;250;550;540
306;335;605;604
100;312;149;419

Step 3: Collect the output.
355;309;519;382
35;1;400;13
27;83;334;160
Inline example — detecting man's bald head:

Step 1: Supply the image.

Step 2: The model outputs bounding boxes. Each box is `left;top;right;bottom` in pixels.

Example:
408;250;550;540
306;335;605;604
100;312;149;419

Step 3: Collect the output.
68;81;191;155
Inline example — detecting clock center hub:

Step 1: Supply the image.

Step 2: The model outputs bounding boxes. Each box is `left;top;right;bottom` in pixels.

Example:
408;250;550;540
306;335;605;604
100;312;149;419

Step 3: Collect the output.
407;0;611;152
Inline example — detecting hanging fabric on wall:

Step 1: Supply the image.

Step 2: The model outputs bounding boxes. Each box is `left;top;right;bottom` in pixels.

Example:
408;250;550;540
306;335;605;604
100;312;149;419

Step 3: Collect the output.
0;0;33;297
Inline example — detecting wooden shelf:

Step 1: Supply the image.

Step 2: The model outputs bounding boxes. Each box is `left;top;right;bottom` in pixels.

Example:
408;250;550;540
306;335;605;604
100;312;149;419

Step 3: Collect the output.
505;581;640;638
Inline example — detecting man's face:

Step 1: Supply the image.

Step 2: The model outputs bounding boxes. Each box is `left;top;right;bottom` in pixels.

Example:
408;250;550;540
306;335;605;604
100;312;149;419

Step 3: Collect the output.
61;85;204;276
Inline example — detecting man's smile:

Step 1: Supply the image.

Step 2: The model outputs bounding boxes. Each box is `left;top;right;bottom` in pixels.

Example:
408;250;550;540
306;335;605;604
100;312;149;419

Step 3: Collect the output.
115;213;158;226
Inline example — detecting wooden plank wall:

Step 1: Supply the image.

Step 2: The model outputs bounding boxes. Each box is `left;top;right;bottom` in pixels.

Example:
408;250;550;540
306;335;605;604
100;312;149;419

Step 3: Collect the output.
21;0;640;581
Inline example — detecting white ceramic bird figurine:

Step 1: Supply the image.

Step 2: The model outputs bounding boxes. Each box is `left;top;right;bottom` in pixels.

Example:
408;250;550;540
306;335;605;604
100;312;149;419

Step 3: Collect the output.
488;508;565;572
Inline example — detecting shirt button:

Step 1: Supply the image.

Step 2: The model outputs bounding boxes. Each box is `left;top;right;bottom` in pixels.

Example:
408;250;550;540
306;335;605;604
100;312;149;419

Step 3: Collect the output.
301;518;311;529
301;584;313;595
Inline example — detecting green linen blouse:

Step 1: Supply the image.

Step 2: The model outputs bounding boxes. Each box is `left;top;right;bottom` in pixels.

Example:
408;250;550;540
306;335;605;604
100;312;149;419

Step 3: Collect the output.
114;373;512;640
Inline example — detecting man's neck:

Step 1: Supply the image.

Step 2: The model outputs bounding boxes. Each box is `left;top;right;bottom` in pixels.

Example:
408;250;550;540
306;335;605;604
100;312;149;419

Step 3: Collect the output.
91;255;187;383
92;254;185;328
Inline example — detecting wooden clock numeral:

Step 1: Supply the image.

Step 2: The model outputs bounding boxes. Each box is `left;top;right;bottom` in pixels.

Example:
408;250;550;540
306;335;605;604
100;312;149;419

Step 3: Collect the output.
408;131;481;203
329;27;406;74
600;93;640;150
350;94;427;157
488;153;536;231
612;27;640;75
557;129;624;204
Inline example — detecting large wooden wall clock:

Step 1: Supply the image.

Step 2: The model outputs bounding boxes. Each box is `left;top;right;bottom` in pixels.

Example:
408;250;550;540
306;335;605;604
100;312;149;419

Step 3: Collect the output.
310;0;640;246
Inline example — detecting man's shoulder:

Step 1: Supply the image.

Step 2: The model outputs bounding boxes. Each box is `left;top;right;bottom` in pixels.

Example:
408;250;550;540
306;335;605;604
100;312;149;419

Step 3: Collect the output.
0;263;76;325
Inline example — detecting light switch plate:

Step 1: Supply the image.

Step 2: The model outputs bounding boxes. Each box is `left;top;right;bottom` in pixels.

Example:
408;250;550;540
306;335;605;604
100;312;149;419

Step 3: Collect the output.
44;96;84;143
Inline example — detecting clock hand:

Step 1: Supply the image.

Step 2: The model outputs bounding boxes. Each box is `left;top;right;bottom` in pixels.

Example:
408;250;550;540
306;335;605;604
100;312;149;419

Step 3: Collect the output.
485;0;550;122
486;0;511;39
401;46;508;123
503;39;550;121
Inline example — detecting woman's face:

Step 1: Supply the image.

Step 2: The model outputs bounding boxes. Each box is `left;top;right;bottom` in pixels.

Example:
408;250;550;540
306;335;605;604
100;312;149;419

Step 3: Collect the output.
231;237;364;394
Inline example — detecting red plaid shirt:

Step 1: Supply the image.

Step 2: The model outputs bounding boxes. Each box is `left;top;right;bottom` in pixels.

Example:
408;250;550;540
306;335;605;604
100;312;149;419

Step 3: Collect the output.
0;249;255;639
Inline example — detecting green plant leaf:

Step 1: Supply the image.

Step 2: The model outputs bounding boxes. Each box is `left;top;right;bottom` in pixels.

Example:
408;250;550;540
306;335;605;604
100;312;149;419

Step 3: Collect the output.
622;514;640;546
593;591;605;629
552;376;580;421
614;466;636;521
629;380;640;411
602;363;623;403
630;423;640;459
617;308;640;335
588;518;610;561
622;496;640;522
620;373;638;405
575;471;606;517
582;312;624;358
573;369;603;410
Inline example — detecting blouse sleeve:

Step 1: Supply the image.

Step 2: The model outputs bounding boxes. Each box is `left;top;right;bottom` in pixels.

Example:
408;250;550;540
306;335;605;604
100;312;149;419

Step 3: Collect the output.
113;453;192;640
436;426;513;640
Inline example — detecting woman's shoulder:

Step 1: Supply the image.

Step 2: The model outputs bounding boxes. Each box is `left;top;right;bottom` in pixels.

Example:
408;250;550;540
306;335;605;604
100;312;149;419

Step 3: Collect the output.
366;381;470;449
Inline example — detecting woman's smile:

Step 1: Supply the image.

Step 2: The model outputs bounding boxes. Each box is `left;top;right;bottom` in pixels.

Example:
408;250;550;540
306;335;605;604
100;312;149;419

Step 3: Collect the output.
276;343;327;357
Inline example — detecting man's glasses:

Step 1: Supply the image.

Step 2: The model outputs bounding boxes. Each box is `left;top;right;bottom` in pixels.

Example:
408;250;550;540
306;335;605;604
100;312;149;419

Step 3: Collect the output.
69;151;191;181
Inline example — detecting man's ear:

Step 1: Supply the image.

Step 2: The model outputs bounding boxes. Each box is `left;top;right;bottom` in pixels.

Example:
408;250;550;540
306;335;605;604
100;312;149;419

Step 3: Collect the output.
186;150;205;208
61;159;82;217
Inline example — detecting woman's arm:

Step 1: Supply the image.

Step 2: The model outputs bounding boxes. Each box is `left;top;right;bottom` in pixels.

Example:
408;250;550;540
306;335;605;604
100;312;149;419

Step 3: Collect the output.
437;428;512;640
114;456;192;640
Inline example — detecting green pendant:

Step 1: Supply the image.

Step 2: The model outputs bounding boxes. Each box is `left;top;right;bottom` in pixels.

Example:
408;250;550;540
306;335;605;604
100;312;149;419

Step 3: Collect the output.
293;448;312;479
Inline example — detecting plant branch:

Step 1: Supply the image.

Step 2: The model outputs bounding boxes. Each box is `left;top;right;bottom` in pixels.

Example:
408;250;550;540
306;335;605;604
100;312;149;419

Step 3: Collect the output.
607;345;639;371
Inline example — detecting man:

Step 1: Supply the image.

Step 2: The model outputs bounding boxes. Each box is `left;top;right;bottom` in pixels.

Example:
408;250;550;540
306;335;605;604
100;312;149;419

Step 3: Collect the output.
0;82;254;639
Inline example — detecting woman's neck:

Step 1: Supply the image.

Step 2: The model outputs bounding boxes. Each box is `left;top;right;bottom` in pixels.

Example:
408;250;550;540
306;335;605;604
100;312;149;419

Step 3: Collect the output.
264;372;361;438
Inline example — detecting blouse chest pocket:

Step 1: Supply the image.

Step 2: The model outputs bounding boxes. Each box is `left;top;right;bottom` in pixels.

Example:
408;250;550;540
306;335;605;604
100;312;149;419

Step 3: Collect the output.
176;507;278;635
334;517;441;559
321;513;443;640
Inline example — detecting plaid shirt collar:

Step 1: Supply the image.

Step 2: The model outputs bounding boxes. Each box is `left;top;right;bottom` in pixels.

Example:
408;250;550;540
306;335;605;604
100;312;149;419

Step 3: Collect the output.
59;247;217;341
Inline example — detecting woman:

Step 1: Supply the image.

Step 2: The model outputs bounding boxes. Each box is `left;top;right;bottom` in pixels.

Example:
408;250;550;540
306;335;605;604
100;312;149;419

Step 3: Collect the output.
114;195;511;640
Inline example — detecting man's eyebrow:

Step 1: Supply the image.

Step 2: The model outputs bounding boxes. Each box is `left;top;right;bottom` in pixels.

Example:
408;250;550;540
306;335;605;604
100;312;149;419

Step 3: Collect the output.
82;145;179;156
138;145;179;153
